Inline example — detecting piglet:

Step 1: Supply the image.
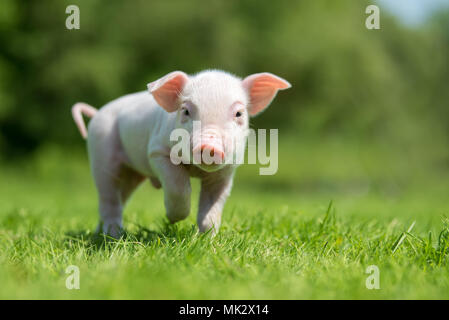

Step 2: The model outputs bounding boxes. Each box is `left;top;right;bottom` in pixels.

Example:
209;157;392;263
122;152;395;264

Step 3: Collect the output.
72;70;291;237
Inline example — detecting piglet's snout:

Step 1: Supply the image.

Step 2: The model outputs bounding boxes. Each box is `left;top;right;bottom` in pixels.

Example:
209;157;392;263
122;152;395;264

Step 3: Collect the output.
199;144;225;160
193;133;225;164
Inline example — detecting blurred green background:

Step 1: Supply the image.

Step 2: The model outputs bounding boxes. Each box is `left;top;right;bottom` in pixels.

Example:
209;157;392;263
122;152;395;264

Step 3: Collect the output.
0;0;448;159
0;0;448;212
1;0;449;213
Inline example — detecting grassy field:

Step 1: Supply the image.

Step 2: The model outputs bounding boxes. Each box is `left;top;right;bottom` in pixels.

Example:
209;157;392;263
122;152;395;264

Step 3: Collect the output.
1;136;449;299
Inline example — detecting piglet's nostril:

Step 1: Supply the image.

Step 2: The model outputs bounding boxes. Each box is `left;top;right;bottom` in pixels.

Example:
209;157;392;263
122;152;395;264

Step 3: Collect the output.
200;144;224;160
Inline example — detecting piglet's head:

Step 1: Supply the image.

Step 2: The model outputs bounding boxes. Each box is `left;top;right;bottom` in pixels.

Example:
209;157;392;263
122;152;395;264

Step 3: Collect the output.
148;70;291;172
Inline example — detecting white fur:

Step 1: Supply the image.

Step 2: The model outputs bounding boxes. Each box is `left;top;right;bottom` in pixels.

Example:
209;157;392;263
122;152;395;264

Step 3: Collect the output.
77;69;289;237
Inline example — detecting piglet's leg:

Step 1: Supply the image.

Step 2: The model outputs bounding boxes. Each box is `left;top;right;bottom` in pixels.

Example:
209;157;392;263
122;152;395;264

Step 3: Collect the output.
93;162;144;238
197;171;234;235
88;115;144;238
149;156;191;223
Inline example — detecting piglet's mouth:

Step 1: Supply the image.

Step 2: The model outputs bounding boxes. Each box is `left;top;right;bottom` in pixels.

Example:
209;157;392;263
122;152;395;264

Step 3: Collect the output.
191;145;228;172
196;162;225;172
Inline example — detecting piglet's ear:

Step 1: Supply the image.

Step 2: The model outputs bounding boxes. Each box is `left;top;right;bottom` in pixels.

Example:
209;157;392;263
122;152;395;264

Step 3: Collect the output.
147;71;189;112
242;72;291;116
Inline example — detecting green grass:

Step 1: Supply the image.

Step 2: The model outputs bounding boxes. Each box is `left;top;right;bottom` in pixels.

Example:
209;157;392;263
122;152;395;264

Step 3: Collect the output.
1;137;449;299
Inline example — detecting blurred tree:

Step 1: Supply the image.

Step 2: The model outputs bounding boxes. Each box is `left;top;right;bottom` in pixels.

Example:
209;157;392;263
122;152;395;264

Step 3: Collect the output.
0;0;447;160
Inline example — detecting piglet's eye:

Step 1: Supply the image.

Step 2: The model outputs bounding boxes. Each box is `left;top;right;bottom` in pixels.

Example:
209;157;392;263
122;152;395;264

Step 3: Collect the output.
235;111;242;117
